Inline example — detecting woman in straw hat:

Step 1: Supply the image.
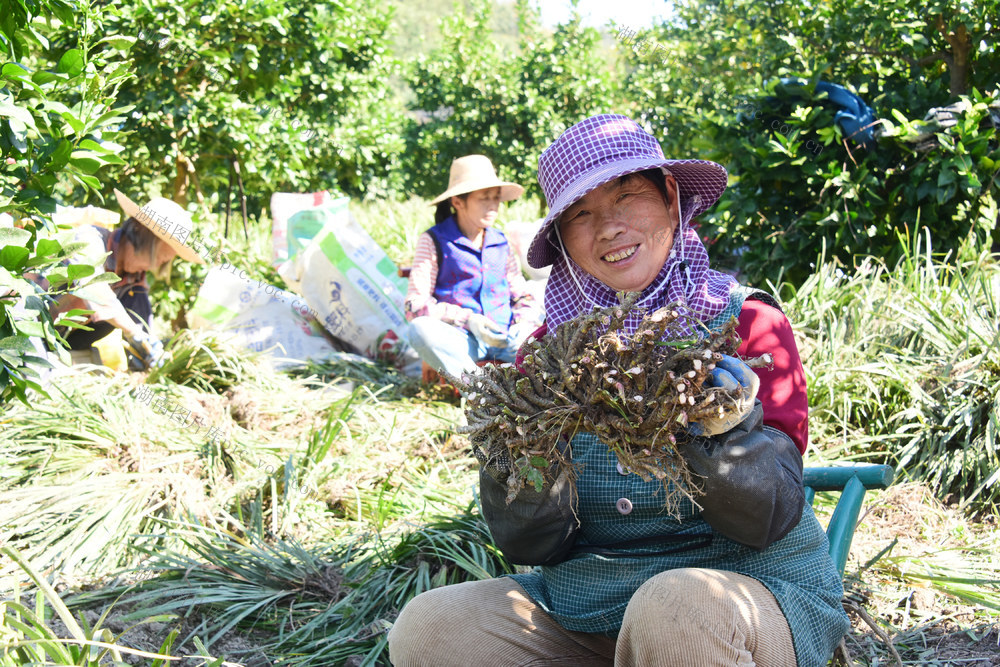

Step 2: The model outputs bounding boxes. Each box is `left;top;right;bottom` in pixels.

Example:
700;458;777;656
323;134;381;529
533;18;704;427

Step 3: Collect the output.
405;155;541;378
389;116;849;666
50;190;204;369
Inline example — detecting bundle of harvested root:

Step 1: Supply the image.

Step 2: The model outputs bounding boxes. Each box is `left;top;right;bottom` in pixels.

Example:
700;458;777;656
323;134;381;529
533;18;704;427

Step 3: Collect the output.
447;293;772;512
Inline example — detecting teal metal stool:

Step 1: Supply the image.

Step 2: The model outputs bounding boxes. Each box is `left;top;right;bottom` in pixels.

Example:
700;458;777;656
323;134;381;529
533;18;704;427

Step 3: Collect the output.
803;464;895;576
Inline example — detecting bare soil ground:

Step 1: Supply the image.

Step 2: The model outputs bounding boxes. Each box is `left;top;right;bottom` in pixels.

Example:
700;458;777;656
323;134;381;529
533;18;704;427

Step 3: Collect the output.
832;483;1000;665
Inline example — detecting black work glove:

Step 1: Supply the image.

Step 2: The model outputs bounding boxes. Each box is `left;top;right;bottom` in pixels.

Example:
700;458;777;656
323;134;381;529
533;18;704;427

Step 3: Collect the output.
475;437;579;566
683;402;805;551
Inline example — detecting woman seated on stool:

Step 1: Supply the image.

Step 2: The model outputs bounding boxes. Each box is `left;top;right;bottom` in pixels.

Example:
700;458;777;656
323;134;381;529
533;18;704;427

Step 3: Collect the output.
389;116;849;666
405;154;541;379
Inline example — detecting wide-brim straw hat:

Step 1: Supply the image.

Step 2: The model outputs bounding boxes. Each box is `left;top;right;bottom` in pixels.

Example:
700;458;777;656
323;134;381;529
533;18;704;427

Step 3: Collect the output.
527;114;728;269
429;155;525;205
114;189;205;265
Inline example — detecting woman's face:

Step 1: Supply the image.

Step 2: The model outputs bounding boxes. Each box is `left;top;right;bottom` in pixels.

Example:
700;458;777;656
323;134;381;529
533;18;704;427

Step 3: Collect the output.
558;173;679;292
151;241;177;279
452;187;501;236
122;238;177;277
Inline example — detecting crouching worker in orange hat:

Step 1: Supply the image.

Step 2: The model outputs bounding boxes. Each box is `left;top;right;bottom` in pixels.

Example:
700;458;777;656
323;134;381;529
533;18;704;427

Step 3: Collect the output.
45;189;205;370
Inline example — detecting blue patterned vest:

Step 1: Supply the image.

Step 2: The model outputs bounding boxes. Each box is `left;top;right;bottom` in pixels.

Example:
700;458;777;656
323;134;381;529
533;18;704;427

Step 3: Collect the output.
426;216;513;329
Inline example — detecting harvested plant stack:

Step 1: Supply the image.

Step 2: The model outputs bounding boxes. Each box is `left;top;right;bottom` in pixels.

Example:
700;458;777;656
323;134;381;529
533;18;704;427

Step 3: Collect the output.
449;294;766;511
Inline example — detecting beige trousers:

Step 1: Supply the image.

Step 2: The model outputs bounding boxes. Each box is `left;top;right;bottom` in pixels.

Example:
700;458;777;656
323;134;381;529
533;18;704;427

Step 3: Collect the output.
387;567;796;666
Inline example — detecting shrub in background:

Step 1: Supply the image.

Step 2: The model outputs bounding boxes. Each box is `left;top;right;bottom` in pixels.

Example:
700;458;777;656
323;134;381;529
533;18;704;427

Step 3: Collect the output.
702;80;998;287
402;0;620;203
790;236;999;511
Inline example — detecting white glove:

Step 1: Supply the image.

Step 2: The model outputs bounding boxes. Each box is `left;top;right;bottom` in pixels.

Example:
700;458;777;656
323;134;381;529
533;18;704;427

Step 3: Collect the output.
467;314;508;348
506;319;540;347
688;355;760;437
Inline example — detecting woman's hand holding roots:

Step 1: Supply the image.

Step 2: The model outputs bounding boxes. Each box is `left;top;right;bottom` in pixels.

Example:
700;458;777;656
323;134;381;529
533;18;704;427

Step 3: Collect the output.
445;293;772;513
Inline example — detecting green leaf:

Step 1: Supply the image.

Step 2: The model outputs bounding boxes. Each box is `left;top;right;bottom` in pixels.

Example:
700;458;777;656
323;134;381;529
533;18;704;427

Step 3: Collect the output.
529;456;550;468
0;96;36;126
0;62;28;79
74;173;101;189
0;245;30;271
59;308;93;320
0;335;34;353
33;237;63;258
51;2;76;23
100;35;137;51
13;319;45;337
47;267;69;286
68;155;102;174
48;138;73;170
525;467;545;492
938;169;956;187
56;48;85;77
82;271;120;286
7;115;28;151
0;227;31;247
66;263;95;281
60;110;85;134
58;241;89;256
90;105;134;130
77;138;107;153
0;349;23;367
55;319;93;330
31;70;62;85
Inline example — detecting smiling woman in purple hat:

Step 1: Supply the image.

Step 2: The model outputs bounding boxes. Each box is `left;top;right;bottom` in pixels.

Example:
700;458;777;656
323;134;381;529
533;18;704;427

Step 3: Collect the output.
388;116;850;666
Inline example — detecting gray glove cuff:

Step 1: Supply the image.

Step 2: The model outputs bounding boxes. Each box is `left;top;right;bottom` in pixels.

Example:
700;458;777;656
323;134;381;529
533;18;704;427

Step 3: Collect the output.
479;462;579;566
683;401;805;551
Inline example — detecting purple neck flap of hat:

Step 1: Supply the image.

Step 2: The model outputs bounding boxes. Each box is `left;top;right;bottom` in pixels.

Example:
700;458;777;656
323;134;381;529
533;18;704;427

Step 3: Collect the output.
536;114;737;333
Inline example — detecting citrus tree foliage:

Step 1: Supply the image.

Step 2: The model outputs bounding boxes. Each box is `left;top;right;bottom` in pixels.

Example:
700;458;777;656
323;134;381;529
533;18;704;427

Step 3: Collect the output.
622;0;997;150
703;81;999;286
1;0;130;405
403;0;620;202
1;0;133;216
813;0;998;101
92;0;405;211
617;0;999;286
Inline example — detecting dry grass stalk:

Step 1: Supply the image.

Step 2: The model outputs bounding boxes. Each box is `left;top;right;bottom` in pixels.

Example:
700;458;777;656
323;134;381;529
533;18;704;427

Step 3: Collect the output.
448;293;771;513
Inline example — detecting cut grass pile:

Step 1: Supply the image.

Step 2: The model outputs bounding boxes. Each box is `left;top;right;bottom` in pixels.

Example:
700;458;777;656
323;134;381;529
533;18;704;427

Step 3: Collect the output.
0;330;470;587
790;237;1000;513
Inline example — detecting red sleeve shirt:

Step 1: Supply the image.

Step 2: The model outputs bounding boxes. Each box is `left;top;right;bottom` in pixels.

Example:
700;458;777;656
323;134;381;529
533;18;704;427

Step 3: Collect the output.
735;299;809;454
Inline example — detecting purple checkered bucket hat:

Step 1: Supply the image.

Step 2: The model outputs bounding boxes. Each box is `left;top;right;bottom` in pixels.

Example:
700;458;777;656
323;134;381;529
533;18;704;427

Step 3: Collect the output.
527;114;729;269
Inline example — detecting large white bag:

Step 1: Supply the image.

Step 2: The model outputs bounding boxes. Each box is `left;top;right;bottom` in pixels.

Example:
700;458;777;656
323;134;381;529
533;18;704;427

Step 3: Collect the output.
269;191;332;265
278;198;412;363
188;266;349;369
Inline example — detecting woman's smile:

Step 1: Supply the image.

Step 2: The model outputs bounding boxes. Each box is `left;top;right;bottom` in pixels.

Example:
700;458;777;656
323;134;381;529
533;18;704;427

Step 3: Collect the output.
602;244;639;263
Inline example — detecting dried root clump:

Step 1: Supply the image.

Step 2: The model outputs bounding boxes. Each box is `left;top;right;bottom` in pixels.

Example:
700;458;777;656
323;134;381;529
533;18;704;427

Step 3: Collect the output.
447;293;773;513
